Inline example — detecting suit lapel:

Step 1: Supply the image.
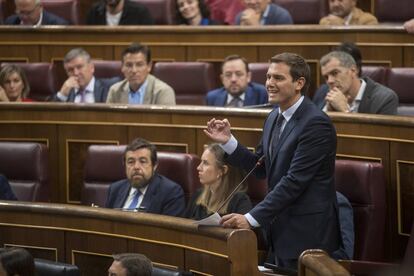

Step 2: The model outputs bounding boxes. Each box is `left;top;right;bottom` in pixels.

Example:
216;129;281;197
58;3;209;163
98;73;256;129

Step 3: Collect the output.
143;75;154;104
244;86;255;106
93;79;102;102
358;77;373;113
121;81;130;103
116;181;131;208
217;90;227;106
139;175;158;211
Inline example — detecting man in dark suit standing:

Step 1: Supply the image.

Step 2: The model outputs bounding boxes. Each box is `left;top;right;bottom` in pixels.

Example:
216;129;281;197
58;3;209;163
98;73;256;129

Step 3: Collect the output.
204;53;340;269
86;0;153;26
206;55;268;108
5;0;68;26
53;48;117;103
105;138;185;217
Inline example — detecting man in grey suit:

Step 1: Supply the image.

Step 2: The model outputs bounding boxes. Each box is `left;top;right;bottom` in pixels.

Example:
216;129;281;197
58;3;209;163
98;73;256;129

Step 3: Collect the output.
318;51;398;115
54;48;117;103
106;43;176;105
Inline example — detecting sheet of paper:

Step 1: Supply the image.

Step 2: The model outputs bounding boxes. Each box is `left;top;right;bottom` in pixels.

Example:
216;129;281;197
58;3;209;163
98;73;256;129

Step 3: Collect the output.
194;212;222;226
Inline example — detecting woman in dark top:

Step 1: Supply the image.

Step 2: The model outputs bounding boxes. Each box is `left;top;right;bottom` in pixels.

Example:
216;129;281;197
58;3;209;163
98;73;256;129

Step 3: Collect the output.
185;143;252;220
175;0;220;25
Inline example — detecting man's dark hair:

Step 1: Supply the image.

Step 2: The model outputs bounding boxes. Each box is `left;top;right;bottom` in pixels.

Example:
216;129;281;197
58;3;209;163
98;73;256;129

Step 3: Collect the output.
0;247;35;276
270;52;311;95
335;42;362;77
221;54;249;73
124;138;157;165
121;43;151;64
175;0;211;25
113;253;152;276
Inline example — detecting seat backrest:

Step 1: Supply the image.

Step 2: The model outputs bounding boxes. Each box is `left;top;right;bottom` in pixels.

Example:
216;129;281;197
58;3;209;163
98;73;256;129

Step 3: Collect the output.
92;60;123;79
130;0;175;25
152;62;216;105
374;0;413;23
273;0;328;24
82;145;201;206
386;67;414;105
35;258;80;276
1;62;57;101
334;159;386;261
157;151;201;203
0;142;49;202
361;66;387;85
41;0;79;25
248;62;268;86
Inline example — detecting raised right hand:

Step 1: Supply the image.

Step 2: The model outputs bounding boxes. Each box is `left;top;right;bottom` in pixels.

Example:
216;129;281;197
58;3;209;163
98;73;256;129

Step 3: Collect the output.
203;118;232;144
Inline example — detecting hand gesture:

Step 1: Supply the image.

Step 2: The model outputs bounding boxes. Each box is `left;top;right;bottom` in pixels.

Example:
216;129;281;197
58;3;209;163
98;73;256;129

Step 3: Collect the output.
0;86;9;102
59;76;79;96
220;213;251;229
404;19;414;34
325;87;350;112
203;118;232;144
240;8;261;26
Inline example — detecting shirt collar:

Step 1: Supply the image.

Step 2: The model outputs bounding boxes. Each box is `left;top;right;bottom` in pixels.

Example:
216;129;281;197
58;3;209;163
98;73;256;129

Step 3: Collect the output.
77;77;95;95
355;78;366;102
260;5;270;25
129;78;148;94
129;185;149;196
278;95;304;122
226;92;245;105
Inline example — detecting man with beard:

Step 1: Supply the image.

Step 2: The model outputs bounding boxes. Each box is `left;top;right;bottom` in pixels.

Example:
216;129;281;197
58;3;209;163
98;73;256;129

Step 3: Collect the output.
206;55;268;107
105;138;185;217
86;0;153;26
320;0;378;25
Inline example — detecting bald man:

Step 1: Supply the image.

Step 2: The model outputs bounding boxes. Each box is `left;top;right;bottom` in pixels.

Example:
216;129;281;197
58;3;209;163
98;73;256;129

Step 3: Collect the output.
5;0;68;26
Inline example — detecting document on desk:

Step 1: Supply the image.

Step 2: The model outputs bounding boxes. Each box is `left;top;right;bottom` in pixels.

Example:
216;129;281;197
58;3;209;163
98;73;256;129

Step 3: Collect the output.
194;212;222;226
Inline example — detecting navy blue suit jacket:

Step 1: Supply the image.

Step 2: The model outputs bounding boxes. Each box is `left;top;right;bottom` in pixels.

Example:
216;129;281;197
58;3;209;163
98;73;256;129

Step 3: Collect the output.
226;97;340;260
105;173;185;217
52;77;119;103
5;11;68;25
206;82;268;107
235;3;293;25
0;175;17;201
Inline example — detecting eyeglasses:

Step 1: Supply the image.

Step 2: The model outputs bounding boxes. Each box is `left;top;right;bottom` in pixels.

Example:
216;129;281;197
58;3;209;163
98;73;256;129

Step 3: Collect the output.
16;4;40;18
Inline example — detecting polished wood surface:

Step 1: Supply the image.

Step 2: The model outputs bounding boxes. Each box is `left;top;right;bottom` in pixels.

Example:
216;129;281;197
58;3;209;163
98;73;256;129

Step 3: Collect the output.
0;25;412;98
0;201;260;276
1;102;414;261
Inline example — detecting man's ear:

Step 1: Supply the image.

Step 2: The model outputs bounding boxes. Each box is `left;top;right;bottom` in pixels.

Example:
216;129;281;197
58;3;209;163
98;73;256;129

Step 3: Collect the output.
295;77;305;92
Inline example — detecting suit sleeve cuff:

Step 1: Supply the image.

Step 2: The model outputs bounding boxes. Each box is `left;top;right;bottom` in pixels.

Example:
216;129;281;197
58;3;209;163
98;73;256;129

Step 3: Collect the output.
57;91;68;101
245;213;260;228
219;135;238;155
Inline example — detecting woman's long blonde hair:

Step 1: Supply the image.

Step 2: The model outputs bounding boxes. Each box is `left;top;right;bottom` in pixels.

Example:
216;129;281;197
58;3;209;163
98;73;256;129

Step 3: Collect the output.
196;143;246;215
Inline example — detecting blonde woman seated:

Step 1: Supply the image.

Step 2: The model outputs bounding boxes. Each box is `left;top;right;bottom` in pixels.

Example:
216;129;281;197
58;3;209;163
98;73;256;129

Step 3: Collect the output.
185;143;252;220
0;65;32;102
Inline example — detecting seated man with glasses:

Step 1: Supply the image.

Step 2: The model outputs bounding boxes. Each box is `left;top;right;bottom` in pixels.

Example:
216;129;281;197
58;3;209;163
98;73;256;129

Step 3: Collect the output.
206;55;268;107
105;138;185;217
106;43;176;105
5;0;68;26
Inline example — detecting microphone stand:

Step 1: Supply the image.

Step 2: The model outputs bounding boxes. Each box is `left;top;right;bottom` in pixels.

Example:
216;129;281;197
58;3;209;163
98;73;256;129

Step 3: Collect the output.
215;156;265;213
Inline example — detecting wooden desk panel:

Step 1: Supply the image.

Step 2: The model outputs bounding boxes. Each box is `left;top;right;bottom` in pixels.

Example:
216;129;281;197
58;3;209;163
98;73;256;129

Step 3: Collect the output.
0;202;260;276
0;103;414;261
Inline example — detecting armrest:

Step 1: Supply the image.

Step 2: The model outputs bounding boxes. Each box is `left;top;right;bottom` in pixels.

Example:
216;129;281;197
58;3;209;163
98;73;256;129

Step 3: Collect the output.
299;249;350;276
338;260;400;276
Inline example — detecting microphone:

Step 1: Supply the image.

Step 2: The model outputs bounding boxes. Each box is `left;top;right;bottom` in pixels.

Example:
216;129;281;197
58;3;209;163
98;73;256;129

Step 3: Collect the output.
215;155;265;213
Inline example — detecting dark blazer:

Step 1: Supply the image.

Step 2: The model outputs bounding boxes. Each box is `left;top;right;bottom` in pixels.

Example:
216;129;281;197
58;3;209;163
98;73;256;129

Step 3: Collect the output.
226;97;340;260
313;77;398;115
185;189;252;220
0;174;17;201
333;192;354;260
105;173;185;217
52;77;118;103
235;3;293;25
86;0;154;25
5;10;68;25
206;82;268;107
